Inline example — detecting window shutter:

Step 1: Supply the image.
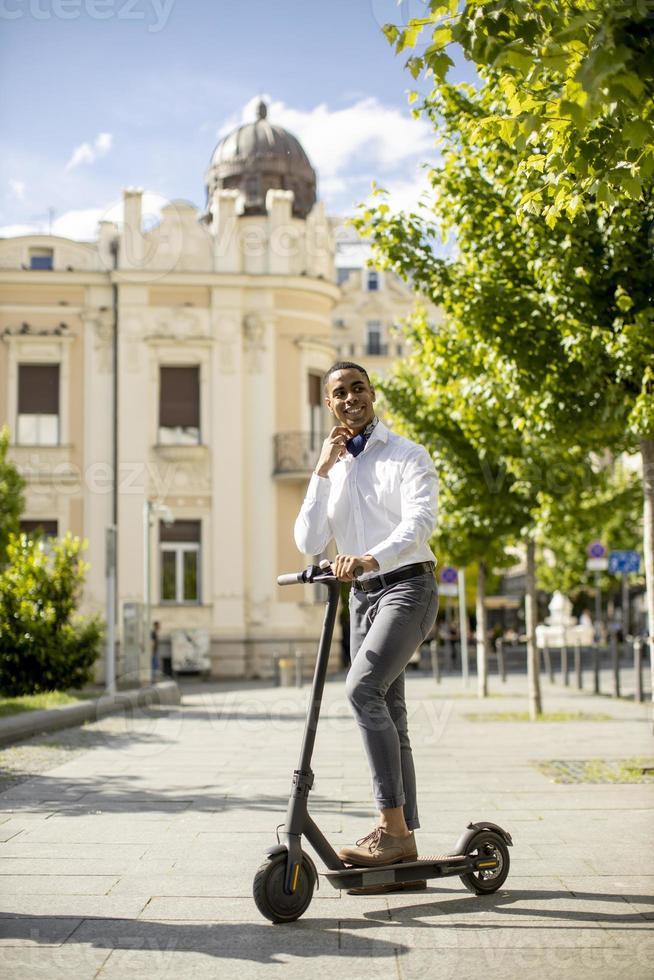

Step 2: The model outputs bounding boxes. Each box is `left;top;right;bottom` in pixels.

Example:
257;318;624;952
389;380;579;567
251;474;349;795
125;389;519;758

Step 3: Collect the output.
18;364;59;414
159;367;200;427
159;519;201;543
308;373;322;407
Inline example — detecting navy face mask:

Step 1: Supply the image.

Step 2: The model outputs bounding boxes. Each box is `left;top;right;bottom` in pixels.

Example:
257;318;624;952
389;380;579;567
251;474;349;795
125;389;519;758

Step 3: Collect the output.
346;417;378;458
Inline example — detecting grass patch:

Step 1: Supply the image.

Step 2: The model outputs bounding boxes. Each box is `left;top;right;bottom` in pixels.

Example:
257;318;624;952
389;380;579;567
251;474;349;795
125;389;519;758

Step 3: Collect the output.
535;758;654;784
0;690;95;718
464;710;613;722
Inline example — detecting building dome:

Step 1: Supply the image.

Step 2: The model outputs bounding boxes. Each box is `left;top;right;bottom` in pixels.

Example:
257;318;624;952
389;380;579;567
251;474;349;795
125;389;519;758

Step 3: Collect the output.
205;100;317;219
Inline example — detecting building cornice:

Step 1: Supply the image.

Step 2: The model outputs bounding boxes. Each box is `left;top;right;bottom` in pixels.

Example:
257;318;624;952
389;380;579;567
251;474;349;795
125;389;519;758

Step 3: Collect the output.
0;269;341;300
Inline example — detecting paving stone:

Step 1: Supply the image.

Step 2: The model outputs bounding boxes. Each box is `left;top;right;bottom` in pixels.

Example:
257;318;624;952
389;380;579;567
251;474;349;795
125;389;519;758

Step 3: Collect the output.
0;916;81;946
0;945;109;980
0;896;149;918
0;875;119;895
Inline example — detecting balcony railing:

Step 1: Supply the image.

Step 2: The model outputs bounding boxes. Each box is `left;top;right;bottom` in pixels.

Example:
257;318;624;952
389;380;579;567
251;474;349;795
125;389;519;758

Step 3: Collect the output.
273;432;323;476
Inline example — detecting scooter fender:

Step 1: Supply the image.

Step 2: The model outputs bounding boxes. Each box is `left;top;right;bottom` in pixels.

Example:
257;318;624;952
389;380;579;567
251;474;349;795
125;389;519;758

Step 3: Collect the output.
453;821;513;856
265;842;319;891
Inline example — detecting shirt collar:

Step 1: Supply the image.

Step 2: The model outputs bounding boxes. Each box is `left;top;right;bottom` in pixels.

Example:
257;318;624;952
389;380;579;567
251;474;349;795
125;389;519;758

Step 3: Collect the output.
366;417;388;446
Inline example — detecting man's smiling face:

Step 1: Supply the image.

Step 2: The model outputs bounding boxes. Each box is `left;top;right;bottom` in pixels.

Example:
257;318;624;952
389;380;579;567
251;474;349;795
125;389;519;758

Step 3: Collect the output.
325;367;376;435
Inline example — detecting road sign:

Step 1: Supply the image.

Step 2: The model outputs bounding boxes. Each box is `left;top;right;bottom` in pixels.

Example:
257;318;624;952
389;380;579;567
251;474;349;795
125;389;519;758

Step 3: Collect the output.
608;550;641;575
439;566;458;596
587;540;607;559
586;557;608;572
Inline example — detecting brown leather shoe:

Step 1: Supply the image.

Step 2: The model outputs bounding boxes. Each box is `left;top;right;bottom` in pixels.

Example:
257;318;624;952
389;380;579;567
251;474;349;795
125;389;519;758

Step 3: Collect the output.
347;879;427;895
338;827;418;867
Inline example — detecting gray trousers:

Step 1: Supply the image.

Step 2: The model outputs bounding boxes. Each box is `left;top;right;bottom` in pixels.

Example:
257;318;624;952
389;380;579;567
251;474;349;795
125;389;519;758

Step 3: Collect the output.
346;571;438;831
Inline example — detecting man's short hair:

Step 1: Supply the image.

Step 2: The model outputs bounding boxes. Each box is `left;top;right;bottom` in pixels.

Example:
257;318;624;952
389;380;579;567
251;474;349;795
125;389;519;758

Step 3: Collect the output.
322;361;371;390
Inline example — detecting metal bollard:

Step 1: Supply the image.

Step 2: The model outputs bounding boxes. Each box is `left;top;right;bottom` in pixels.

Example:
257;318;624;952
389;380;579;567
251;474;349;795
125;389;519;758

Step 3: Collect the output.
430;638;441;684
634;637;643;703
574;643;582;689
278;658;294;688
497;638;506;683
593;644;600;695
561;645;569;687
294;650;303;688
610;632;620;698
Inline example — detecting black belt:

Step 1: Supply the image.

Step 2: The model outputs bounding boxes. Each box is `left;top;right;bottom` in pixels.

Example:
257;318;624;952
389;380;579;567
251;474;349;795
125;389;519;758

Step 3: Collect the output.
353;561;435;593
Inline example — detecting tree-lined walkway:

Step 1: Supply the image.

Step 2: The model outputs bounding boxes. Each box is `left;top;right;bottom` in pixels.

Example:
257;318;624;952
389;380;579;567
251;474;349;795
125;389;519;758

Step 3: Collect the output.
0;674;652;978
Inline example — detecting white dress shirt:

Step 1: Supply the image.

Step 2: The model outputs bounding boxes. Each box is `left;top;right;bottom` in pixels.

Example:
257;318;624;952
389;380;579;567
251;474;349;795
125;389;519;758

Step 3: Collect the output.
294;420;438;577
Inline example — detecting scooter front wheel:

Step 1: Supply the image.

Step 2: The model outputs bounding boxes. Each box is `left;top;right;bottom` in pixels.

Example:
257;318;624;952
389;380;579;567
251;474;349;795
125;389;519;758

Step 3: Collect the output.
253;853;316;923
459;829;510;895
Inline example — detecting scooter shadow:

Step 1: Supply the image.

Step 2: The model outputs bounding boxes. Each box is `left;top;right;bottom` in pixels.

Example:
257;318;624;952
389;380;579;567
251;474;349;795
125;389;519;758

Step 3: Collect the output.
350;886;649;928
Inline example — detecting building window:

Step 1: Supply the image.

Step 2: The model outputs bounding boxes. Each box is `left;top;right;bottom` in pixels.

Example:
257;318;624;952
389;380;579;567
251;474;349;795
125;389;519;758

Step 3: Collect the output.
29;248;54;270
159;366;200;445
160;520;201;604
366;269;379;291
17;363;60;445
20;519;58;539
337;267;357;286
308;372;323;450
334;318;346;329
366;321;383;356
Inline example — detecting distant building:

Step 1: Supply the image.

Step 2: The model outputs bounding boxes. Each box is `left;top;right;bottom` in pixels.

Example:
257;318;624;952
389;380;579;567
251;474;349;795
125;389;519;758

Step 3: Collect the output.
0;101;438;680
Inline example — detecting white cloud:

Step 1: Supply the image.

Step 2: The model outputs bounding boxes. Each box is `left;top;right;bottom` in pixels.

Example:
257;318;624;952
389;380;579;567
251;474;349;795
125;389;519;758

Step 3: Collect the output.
8;179;25;200
221;95;434;181
0;223;37;238
65;132;114;172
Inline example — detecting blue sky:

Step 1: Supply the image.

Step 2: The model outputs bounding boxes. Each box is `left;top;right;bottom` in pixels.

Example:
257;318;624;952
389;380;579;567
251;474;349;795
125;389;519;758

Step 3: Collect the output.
0;0;476;239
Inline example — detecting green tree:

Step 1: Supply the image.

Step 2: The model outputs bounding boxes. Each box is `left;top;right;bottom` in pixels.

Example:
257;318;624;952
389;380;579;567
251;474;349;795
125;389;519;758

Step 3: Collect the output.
0;426;25;564
376;314;529;699
384;0;654;220
377;313;611;714
0;532;103;696
536;461;642;596
355;51;654;709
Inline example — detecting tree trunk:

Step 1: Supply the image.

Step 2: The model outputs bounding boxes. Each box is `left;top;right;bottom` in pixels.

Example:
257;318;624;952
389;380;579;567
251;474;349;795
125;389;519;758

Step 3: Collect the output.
476;559;489;698
640;437;654;724
525;538;543;719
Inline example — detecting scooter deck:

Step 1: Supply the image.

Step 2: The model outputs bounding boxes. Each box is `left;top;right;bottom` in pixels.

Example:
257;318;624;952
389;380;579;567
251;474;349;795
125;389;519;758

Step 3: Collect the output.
324;852;497;890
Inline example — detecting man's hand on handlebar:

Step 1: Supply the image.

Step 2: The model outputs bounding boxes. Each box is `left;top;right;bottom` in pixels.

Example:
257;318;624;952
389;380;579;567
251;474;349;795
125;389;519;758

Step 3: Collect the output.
332;553;379;582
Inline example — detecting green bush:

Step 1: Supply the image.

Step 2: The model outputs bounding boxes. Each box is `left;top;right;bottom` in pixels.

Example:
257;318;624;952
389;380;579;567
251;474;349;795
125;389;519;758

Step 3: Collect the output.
0;532;103;696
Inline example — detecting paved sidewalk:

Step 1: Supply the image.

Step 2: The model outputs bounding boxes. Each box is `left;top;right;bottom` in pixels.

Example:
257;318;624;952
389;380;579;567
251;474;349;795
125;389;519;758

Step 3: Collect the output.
0;672;652;979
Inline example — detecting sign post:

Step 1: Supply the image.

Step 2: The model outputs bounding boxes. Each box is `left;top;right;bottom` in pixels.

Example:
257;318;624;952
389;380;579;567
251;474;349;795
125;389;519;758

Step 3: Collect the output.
608;551;641;640
586;541;607;643
439;567;467;686
457;568;469;688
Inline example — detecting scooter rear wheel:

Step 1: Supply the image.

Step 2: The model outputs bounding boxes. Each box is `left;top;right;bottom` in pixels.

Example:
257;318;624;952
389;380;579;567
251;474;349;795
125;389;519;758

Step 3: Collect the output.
253;853;316;923
459;829;510;895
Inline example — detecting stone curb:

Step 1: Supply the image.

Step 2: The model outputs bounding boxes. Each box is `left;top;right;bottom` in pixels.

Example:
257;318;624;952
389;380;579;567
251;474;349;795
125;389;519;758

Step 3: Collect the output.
0;680;181;747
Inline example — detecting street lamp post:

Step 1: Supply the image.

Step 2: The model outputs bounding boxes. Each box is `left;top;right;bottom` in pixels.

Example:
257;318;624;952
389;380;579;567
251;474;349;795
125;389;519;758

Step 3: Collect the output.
143;501;173;683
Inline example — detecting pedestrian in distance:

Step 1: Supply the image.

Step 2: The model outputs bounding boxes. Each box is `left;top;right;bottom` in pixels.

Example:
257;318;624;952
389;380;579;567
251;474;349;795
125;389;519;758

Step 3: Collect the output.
294;361;438;886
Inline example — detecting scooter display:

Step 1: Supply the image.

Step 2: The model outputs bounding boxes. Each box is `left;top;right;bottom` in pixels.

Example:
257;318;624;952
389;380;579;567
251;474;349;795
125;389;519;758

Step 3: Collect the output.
253;563;512;924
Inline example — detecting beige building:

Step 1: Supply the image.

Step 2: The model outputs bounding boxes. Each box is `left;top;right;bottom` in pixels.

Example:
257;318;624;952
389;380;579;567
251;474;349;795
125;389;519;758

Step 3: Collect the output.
0;102;436;680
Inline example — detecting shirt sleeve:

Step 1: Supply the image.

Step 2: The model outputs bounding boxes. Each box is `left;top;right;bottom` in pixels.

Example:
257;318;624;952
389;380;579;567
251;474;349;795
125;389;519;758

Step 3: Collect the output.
367;447;438;572
294;473;334;556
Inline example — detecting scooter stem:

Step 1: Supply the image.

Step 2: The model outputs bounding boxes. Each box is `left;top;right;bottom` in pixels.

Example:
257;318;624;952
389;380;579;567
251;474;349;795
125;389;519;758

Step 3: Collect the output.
295;579;340;773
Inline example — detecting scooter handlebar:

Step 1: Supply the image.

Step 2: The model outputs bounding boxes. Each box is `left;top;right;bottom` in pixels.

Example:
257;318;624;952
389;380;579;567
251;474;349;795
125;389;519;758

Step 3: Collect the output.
277;572;306;586
277;564;364;586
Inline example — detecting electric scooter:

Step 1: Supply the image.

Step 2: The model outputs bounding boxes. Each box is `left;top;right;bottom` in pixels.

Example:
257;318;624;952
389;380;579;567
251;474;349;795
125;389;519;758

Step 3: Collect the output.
253;563;512;924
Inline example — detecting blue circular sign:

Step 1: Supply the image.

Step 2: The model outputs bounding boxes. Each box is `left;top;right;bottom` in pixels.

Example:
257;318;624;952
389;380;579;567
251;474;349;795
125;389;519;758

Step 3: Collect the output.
440;566;458;584
587;541;607;559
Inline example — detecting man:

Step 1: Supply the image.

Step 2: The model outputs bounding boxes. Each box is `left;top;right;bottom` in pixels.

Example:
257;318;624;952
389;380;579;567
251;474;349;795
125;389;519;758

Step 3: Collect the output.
294;361;438;887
